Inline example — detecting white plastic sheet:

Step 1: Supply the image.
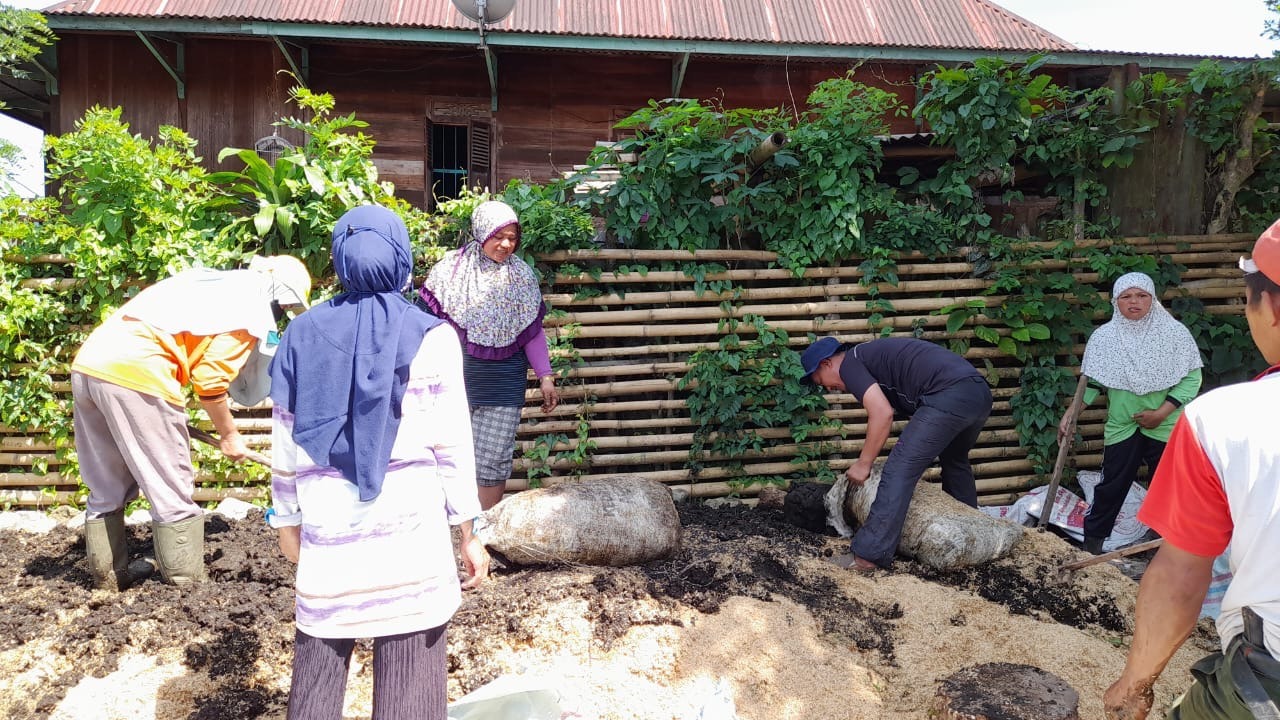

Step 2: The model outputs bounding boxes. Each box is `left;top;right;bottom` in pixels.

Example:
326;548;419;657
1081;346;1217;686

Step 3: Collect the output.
447;674;563;720
979;470;1150;552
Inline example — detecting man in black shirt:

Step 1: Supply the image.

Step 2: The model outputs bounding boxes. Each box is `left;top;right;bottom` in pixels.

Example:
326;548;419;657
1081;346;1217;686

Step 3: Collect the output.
802;336;993;571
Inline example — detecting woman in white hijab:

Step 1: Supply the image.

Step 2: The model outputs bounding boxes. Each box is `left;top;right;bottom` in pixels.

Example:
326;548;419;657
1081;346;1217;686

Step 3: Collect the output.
1058;271;1203;554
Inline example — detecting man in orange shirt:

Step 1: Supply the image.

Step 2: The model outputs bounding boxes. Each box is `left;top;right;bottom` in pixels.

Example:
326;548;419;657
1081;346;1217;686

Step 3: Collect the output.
72;255;310;590
1103;222;1280;719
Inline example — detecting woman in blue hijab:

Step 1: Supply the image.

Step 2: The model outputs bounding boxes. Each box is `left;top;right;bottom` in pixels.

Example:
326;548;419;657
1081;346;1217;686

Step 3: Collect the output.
268;204;489;720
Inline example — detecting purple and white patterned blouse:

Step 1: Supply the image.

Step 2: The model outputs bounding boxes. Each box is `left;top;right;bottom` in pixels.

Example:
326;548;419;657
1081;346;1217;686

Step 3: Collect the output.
269;323;480;639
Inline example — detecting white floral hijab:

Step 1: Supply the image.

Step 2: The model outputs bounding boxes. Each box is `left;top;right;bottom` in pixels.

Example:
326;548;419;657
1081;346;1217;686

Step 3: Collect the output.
1081;272;1203;395
418;201;545;357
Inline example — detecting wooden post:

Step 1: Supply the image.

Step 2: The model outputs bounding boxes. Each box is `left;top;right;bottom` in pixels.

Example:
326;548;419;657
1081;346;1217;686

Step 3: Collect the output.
1038;374;1088;529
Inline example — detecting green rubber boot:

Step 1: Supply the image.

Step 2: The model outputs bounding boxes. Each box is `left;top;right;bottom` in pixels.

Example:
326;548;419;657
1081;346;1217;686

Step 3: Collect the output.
153;515;208;585
84;509;131;591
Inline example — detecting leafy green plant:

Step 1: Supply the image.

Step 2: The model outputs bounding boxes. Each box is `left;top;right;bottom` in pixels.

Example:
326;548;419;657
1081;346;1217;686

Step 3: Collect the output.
583;98;787;251
501;178;596;257
1184;58;1280;233
912;55;1151;240
0;5;51;82
208;86;397;276
46;107;239;296
3;108;244;476
1168;295;1267;385
679;316;837;485
1009;361;1079;474
521;433;563;485
749;74;903;273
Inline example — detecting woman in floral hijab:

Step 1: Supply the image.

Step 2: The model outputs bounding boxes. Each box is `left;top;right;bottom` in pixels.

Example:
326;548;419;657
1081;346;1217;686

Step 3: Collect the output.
419;200;560;509
1060;271;1203;554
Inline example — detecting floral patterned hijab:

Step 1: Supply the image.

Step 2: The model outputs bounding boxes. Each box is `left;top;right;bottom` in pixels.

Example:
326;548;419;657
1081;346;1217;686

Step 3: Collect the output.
418;201;545;359
1081;272;1203;395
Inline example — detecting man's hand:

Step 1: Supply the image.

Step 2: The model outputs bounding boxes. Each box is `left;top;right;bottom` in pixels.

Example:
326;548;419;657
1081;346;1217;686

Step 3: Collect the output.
220;431;250;461
460;536;490;590
1103;677;1154;720
277;525;301;564
846;461;872;487
539;376;560;414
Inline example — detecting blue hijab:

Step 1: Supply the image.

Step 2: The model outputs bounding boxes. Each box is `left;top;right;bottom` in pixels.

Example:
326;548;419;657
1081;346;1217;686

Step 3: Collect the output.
269;205;442;501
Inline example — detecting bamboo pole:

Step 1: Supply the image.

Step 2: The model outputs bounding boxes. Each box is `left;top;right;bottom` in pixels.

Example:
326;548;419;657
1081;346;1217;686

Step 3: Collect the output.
513;424;1035;453
3;253;72;264
511;434;1104;472
532;235;1252;265
0;437;58;451
0;490;80;506
977;492;1025;506
546;247;1248;285
547;283;1241;328
504;452;1102;494
0;453;64;466
543;266;1243;307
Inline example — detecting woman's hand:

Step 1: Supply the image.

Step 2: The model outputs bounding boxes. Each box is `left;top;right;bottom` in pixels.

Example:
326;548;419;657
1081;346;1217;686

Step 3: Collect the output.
277;526;301;564
539;376;560;414
1057;410;1076;443
460;536;490;590
1133;401;1175;430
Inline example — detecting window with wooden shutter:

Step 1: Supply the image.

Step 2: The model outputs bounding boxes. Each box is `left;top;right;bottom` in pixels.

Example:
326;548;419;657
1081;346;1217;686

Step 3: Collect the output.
469;119;492;192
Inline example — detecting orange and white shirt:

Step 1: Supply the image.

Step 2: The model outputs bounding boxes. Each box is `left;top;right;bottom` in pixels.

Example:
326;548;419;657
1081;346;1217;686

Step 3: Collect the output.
1138;364;1280;656
73;316;255;407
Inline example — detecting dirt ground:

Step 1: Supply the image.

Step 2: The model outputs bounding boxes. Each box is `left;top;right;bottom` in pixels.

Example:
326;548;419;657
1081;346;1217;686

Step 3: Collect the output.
0;497;1216;720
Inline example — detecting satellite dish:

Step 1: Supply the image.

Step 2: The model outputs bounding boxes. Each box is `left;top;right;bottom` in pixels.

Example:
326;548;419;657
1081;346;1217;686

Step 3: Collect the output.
451;0;516;25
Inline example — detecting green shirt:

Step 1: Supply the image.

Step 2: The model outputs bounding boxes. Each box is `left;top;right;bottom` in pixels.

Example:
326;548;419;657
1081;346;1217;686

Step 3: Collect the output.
1082;369;1203;445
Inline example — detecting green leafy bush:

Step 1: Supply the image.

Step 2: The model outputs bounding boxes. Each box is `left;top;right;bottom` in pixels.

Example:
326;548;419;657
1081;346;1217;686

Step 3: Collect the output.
501;178;596;258
208;87;396;277
46;107;239;299
583;98;786;251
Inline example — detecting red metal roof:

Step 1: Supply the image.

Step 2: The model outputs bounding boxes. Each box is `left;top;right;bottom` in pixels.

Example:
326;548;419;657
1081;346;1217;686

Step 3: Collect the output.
42;0;1075;52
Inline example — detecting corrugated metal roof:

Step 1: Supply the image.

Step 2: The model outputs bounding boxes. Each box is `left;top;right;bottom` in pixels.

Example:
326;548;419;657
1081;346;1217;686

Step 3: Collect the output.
42;0;1075;52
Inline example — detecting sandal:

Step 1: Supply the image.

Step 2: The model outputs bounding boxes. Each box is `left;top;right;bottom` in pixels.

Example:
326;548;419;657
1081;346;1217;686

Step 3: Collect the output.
828;553;881;574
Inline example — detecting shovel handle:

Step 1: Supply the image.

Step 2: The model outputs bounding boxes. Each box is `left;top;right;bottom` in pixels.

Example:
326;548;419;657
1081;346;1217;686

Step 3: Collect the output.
1039;374;1089;528
187;425;273;469
1058;538;1165;574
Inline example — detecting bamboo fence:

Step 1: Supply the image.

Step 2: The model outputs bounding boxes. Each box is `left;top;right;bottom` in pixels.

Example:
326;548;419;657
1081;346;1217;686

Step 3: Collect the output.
0;233;1255;509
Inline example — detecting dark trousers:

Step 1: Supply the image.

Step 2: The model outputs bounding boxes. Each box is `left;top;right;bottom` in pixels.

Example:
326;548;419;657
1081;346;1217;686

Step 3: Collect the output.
287;625;449;720
851;377;992;567
1084;430;1165;543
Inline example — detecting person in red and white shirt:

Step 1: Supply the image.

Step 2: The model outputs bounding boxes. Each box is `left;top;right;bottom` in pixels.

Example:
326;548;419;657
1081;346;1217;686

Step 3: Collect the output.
1104;221;1280;719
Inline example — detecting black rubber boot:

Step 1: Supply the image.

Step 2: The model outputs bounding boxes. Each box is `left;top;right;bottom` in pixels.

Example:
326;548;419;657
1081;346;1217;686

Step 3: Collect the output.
1083;537;1106;555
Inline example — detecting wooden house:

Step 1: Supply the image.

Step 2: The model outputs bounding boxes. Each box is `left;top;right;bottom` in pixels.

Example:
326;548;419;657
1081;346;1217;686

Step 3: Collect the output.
3;0;1226;222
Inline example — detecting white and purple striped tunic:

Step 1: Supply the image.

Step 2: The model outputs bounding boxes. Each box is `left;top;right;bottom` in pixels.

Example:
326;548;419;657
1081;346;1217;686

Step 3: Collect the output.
269;323;480;640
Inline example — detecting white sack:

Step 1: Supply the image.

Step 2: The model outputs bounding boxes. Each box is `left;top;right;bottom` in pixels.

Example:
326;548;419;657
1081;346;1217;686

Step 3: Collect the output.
479;476;681;566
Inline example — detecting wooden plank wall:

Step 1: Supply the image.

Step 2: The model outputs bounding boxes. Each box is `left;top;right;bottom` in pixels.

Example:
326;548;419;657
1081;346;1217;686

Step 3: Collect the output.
54;35;302;164
50;34;963;202
0;234;1254;508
